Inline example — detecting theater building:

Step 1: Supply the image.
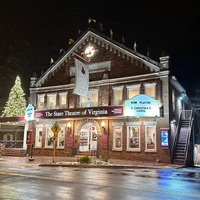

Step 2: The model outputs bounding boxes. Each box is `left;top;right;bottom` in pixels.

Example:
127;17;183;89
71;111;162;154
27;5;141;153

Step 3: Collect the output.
28;28;194;164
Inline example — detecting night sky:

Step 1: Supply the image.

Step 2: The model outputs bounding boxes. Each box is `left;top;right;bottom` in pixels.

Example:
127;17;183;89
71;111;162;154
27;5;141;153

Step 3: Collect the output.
0;0;199;110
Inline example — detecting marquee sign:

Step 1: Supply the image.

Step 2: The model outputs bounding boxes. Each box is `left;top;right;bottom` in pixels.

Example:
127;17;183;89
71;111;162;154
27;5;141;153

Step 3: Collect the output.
124;95;159;117
34;106;123;119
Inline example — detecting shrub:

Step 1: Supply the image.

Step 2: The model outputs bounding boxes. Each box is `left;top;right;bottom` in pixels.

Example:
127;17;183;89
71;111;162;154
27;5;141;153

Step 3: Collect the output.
101;156;109;163
77;156;91;164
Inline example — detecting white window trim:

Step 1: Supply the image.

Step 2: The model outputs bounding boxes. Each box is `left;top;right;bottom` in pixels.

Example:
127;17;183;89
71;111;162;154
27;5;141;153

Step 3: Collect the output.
44;124;54;149
59;92;68;109
35;125;43;148
144;82;156;98
144;125;157;152
56;125;66;149
37;94;45;110
112;125;123;151
47;93;57;109
80;89;99;107
113;85;124;105
126;84;141;89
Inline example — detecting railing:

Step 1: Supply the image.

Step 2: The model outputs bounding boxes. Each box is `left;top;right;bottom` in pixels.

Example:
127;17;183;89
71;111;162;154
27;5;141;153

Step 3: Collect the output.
184;111;194;164
0;140;23;148
171;110;193;163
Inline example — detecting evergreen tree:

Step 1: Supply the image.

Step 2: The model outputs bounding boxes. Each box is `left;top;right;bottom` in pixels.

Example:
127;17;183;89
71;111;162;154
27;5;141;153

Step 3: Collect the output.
1;75;27;117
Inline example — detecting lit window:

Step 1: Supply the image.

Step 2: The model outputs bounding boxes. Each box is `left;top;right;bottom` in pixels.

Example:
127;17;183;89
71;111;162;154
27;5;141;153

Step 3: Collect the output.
113;86;123;105
57;127;65;148
35;126;43;148
127;126;140;151
113;126;122;150
45;127;54;148
47;93;57;109
144;83;156;98
59;92;68;109
80;89;98;107
126;84;141;99
145;126;156;151
37;94;45;110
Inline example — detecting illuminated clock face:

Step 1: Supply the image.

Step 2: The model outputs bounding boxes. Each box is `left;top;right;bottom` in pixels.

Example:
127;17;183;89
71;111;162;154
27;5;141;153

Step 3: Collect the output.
84;45;96;58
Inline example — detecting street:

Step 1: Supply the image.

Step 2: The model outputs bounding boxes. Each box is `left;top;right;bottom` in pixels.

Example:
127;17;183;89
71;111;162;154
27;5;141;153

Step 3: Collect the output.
0;162;200;200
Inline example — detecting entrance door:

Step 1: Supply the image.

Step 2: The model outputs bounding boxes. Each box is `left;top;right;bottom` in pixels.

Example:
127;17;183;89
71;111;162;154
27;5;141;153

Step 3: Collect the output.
79;122;97;152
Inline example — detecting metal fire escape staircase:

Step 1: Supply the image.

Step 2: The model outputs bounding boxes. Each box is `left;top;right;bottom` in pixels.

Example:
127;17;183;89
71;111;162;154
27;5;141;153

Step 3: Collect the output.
172;110;194;165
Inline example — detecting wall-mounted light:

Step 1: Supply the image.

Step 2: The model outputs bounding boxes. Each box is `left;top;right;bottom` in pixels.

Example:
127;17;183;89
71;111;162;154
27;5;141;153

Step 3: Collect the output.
101;121;105;129
67;122;71;130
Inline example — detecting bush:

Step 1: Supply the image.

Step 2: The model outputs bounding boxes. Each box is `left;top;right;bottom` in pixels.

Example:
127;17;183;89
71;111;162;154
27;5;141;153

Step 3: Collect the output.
77;156;91;164
101;156;109;163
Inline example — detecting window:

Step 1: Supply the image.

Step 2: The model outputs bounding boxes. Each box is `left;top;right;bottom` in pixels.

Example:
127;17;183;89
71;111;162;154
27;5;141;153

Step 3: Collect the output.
37;94;45;110
127;126;140;151
80;89;98;107
126;84;141;99
35;126;43;148
47;93;57;109
113;126;122;150
145;126;156;151
59;92;68;109
45;126;54;148
57;126;65;148
113;86;123;105
144;83;156;99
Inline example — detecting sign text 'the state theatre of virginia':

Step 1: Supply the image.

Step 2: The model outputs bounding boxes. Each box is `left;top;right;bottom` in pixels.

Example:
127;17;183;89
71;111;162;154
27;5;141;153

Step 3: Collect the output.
34;106;123;119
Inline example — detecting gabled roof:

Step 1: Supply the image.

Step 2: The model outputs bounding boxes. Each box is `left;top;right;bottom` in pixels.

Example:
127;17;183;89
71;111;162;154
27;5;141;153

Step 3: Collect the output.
34;28;161;87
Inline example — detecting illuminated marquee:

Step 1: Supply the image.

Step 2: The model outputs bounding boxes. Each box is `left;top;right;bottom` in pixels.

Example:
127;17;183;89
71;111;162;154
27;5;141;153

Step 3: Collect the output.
124;95;159;117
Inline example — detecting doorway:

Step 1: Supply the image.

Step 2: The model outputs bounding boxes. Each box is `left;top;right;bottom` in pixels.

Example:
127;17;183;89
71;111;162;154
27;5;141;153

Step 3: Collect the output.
79;122;97;152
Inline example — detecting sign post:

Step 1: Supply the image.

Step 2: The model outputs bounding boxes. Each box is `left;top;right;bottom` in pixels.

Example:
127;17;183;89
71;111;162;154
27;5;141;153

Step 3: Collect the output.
51;122;61;163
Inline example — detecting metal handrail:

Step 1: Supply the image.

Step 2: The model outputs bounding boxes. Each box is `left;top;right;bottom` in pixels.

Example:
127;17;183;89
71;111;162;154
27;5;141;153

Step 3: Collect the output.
184;111;194;164
171;110;193;163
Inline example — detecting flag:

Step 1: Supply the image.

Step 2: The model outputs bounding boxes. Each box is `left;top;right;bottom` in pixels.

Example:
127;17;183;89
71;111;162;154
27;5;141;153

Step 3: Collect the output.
99;23;103;31
59;48;65;57
122;35;125;45
147;46;150;57
73;58;89;97
133;41;137;51
110;29;113;38
88;17;96;23
78;29;83;35
69;38;74;45
41;67;44;75
50;58;54;64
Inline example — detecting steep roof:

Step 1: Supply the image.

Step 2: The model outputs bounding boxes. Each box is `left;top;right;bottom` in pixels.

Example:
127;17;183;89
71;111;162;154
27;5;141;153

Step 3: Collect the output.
34;28;161;87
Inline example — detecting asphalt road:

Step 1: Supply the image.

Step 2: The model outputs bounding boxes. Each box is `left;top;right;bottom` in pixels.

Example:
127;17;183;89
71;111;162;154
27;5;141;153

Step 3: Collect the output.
0;162;200;200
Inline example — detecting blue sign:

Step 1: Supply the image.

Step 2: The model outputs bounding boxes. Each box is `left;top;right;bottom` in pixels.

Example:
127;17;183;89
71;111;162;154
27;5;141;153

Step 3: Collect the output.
25;104;34;121
161;130;168;146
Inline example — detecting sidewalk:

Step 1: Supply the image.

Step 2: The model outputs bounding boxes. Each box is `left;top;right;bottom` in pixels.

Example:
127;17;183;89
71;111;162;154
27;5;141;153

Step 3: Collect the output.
0;155;182;169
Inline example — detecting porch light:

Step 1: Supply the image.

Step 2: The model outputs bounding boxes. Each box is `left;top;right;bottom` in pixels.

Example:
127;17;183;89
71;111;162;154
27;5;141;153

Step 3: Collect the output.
101;121;105;129
67;122;71;130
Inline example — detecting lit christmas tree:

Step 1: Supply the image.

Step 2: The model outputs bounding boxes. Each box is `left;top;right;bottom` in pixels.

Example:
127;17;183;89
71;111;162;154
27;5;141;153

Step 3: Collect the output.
1;75;27;117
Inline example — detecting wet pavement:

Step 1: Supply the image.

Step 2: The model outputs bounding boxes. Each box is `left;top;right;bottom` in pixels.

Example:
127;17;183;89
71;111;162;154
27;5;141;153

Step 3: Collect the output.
0;155;183;169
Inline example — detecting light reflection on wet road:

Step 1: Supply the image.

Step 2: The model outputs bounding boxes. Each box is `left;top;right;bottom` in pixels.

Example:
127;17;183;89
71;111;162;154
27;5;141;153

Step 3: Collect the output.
0;163;200;200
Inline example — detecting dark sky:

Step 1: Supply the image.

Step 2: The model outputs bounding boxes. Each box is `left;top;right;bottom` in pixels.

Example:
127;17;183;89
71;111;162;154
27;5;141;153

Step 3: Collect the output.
0;0;199;102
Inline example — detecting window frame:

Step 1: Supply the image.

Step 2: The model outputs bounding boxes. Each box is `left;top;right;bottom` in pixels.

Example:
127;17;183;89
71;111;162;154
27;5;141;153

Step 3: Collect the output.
126;125;140;151
113;125;123;151
144;83;156;99
126;84;141;99
59;92;68;109
47;93;57;109
80;89;98;107
37;94;45;110
145;125;157;152
113;85;124;105
35;125;43;148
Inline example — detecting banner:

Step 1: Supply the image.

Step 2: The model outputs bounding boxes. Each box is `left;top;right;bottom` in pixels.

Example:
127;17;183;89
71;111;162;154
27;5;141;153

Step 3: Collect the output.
73;58;89;97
